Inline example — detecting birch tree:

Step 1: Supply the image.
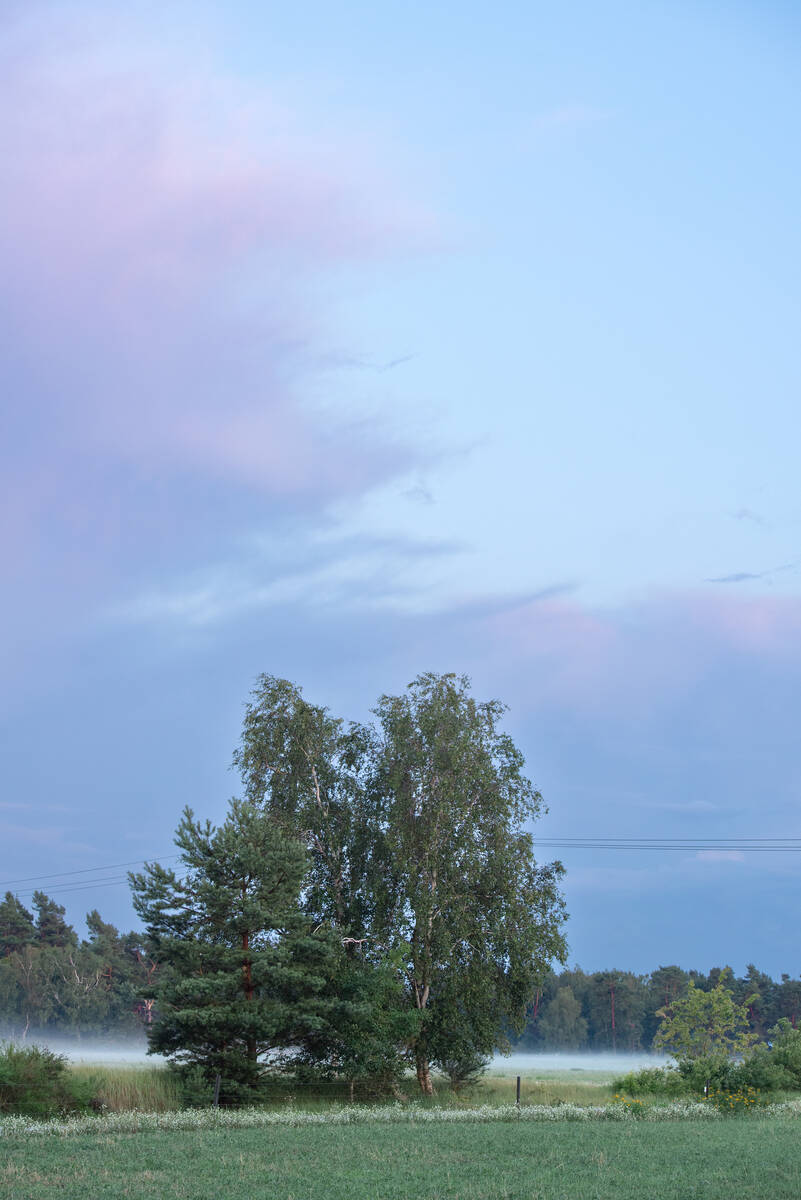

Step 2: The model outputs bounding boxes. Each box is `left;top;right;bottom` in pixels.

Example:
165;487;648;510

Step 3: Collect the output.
370;673;567;1094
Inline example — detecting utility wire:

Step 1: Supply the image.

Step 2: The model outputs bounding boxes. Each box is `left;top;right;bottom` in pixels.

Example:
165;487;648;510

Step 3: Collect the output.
0;856;180;890
535;838;801;851
11;877;133;900
2;838;800;901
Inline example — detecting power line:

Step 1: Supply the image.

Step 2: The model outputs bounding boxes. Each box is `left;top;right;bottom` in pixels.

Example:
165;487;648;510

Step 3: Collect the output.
2;837;800;903
12;877;133;900
0;856;180;890
535;838;801;851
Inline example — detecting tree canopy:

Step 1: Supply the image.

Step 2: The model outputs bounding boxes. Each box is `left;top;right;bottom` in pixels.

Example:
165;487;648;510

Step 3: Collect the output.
130;799;350;1104
234;671;567;1094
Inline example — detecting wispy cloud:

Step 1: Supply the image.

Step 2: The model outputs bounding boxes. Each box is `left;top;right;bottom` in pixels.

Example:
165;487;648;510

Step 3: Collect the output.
0;9;436;638
731;507;767;526
705;562;796;584
114;530;467;627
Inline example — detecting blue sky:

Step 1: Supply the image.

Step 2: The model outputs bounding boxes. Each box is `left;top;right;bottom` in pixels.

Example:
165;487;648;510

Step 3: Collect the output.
2;0;800;976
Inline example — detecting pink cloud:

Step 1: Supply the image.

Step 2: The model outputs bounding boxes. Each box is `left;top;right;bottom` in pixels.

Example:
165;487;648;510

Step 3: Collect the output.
0;12;433;535
482;590;801;716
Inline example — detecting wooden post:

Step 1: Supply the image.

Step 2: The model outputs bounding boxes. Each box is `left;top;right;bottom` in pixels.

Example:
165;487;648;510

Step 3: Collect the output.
213;1073;221;1108
516;1075;521;1107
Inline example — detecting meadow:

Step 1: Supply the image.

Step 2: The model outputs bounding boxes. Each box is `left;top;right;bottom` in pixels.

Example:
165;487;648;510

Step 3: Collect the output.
3;1115;801;1200
3;1059;800;1199
63;1061;617;1113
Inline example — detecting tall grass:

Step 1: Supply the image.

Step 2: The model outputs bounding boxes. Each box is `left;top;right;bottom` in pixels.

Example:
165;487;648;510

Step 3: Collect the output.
68;1065;181;1112
65;1063;612;1113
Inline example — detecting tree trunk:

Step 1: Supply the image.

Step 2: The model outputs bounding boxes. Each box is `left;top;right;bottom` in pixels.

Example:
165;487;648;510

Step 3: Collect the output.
610;983;616;1052
416;1052;434;1096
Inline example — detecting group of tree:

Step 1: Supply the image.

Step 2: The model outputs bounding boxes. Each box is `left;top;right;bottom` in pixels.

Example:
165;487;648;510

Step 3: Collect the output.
5;672;799;1103
129;673;567;1102
515;963;801;1053
0;890;156;1038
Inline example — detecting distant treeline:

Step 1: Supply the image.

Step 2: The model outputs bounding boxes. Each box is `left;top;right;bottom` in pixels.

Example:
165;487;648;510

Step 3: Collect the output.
0;891;156;1038
2;889;799;1053
515;966;801;1052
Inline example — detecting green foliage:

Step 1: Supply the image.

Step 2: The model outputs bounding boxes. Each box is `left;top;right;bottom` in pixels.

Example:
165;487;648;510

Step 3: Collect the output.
234;671;567;1095
0;893;36;957
765;1018;801;1087
170;1063;214;1108
654;975;757;1060
438;1049;490;1092
0;1042;96;1116
538;986;588;1049
612;1066;690;1096
369;673;567;1089
130;798;355;1105
32;892;76;950
675;1054;736;1092
705;1086;769;1114
611;1092;648;1117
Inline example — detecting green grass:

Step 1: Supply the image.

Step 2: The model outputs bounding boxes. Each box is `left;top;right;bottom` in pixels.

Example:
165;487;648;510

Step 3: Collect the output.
67;1065;182;1112
2;1116;799;1199
64;1063;613;1112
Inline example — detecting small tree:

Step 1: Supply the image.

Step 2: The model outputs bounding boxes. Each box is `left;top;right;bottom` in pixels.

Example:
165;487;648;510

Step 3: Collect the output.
654;975;757;1061
538;986;588;1050
130;799;346;1104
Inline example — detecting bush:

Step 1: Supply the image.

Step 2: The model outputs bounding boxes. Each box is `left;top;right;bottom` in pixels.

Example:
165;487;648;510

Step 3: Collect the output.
706;1086;769;1114
767;1020;801;1089
438;1051;490;1093
611;1066;689;1096
730;1051;795;1093
0;1042;97;1117
170;1063;215;1108
675;1054;735;1093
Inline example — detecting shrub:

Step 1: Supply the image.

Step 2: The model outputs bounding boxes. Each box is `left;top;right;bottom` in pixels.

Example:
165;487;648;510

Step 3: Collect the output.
730;1051;795;1093
438;1051;490;1092
170;1063;215;1108
705;1086;769;1114
675;1054;735;1093
0;1043;97;1117
611;1066;689;1096
611;1093;648;1118
767;1020;801;1089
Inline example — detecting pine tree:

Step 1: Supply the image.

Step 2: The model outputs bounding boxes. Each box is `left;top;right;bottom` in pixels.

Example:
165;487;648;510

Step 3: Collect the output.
32;893;76;949
0;893;36;957
130;799;348;1104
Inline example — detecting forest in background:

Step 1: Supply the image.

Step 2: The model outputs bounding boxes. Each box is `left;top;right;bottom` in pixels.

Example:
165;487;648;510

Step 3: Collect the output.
1;889;798;1052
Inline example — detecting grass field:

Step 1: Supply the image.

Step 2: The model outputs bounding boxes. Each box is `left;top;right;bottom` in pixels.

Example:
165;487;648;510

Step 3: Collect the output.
2;1116;800;1199
63;1062;615;1112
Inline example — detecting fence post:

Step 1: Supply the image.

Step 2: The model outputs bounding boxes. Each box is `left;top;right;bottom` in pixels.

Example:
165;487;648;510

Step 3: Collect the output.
516;1075;521;1108
213;1073;221;1108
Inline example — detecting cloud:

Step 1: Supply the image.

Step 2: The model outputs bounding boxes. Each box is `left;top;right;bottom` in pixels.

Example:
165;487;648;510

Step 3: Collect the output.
475;589;801;718
706;572;763;584
0;9;435;632
731;507;767;526
705;562;796;585
114;530;467;627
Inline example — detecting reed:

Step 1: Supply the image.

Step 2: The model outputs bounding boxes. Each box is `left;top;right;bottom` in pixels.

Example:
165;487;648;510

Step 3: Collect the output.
68;1065;181;1113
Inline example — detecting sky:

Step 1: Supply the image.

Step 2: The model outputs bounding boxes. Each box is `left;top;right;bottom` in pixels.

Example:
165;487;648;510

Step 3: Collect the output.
2;0;801;977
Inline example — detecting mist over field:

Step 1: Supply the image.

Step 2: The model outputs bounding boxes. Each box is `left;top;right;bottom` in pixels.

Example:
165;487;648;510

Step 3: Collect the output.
1;1035;157;1065
491;1052;671;1075
5;1034;669;1076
